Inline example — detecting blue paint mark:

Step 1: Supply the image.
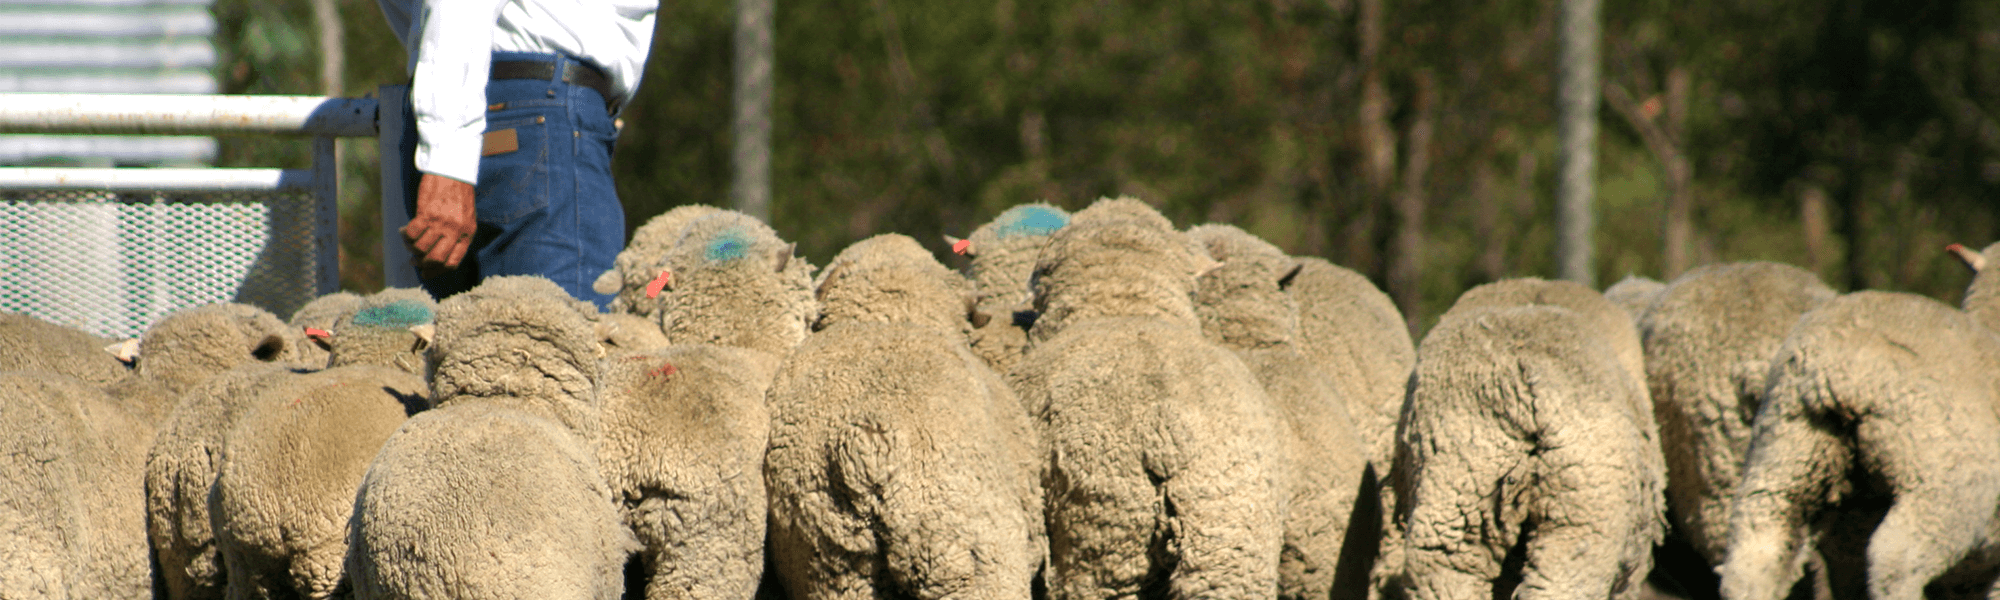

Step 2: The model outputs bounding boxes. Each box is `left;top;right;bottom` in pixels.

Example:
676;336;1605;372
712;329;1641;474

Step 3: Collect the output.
705;228;753;262
994;206;1068;238
352;300;433;327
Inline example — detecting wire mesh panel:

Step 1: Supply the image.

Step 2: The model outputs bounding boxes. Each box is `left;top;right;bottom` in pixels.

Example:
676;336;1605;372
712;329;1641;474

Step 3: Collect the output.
0;188;317;338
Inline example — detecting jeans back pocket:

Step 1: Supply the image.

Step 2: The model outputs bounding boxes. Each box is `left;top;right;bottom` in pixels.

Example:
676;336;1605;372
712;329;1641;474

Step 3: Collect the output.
475;113;551;225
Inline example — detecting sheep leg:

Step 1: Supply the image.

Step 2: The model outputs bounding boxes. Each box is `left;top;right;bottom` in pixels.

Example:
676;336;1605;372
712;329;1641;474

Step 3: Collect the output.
634;486;768;600
1860;418;2000;600
1043;449;1157;600
1400;430;1519;600
1717;373;1849;600
1510;447;1654;600
1154;419;1287;600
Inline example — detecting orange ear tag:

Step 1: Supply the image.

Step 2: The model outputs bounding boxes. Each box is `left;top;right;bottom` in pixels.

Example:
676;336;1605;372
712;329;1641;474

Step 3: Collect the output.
304;327;332;341
952;239;972;255
645;270;673;298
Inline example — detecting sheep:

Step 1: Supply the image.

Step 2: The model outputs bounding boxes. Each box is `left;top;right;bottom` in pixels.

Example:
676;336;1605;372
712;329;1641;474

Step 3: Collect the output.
1285;256;1413;472
347;276;636;600
286;291;364;369
0;371;154;600
208;290;436;600
764;234;1045;599
0;312;129;385
951;202;1070;375
1187;224;1372;600
1394;298;1664;600
594;203;725;317
594;210;815;599
643;210;817;355
1719;243;2000;600
1012;197;1290;599
1639;261;1836;565
1603;275;1666;324
1952;241;2000;331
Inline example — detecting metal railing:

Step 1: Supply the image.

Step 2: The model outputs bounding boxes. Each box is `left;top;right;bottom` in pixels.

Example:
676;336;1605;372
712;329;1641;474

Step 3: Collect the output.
0;92;384;335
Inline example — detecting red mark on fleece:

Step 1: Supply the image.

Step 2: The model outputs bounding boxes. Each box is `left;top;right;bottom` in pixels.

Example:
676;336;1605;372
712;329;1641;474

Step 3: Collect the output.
952;239;972;255
645;270;672;298
649;362;677;379
304;327;332;341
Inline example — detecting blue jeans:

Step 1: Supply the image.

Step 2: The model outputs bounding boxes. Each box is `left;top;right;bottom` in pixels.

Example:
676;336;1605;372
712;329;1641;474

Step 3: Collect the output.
400;51;624;309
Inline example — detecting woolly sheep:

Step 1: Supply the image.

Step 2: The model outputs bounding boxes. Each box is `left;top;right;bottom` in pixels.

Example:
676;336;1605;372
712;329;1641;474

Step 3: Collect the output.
1286;256;1412;471
142;301;365;600
347;276;635;600
209;290;436;600
0;372;154;600
595;203;725;317
765;234;1045;599
1013;197;1290;599
594;212;815;599
1603;275;1666;323
286;291;364;369
952;203;1070;375
1720;243;2000;600
0;312;128;385
1395;299;1664;600
1188;224;1371;600
1639;262;1836;564
640;210;816;356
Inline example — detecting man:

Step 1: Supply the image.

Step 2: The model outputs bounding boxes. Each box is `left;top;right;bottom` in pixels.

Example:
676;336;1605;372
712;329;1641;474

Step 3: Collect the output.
377;0;657;309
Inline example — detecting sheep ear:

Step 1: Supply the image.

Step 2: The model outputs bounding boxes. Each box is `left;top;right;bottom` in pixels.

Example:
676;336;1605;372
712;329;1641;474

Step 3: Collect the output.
105;338;140;364
1949;243;1987;273
408;324;435;352
775;243;797;273
945;235;973;256
1277;262;1303;291
592;268;621;295
1198;259;1226;279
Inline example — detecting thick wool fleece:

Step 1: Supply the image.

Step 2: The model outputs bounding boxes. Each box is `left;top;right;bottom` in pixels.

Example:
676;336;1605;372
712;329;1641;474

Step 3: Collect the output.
596;345;776;600
766;234;1044;600
1603;275;1666;324
118;303;299;425
960;203;1070;375
211;365;428;600
0;372;155;600
601;203;725;316
324;288;435;372
1017;198;1289;600
1640;261;1836;563
286;291;363;369
1190;224;1371;600
1396;305;1664;600
348;276;631;600
345;402;636;600
146;362;306;600
1721;291;2000;600
646;211;817;356
1286;257;1413;466
0;312;128;385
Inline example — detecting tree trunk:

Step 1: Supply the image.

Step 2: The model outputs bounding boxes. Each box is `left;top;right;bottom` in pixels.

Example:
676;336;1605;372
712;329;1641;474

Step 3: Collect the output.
732;0;774;221
1389;71;1433;336
1555;0;1599;287
1349;0;1392;280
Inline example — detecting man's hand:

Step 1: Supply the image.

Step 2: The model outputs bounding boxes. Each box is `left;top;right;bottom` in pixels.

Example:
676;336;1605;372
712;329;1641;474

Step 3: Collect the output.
403;174;478;276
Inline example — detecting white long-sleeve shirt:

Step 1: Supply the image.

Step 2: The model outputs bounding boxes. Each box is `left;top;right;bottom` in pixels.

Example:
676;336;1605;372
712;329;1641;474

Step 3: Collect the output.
378;0;658;185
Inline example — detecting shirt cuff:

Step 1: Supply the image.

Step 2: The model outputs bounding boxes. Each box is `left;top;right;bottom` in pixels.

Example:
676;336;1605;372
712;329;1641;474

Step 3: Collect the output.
413;124;482;185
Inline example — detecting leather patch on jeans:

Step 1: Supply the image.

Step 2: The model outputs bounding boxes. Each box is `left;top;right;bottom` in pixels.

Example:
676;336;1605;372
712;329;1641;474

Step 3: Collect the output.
481;129;519;156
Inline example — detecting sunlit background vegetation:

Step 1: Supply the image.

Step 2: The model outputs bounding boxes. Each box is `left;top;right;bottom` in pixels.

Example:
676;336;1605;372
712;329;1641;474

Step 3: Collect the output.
216;0;2000;333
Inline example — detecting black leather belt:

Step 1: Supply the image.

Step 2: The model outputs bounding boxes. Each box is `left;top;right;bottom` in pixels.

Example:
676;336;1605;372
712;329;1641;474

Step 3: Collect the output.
490;59;619;114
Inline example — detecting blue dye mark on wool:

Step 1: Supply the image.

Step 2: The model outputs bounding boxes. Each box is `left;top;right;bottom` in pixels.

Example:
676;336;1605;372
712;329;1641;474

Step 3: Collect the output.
352;301;433;327
705;228;753;262
993;206;1068;238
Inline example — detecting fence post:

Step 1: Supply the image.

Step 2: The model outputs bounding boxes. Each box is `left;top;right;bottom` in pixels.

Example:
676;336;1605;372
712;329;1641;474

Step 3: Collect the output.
377;84;420;288
312;135;340;294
